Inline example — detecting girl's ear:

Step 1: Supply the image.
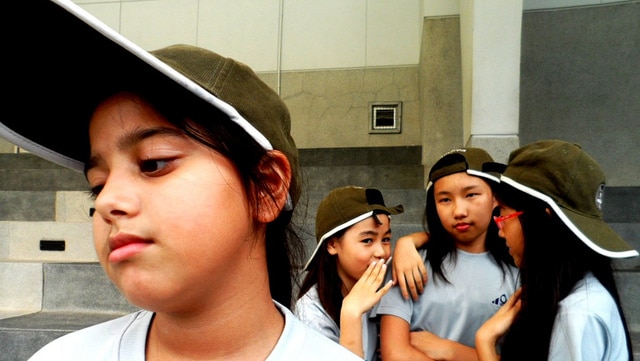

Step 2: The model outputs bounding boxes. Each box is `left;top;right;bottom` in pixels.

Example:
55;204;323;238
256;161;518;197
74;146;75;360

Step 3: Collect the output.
256;150;292;223
326;238;339;256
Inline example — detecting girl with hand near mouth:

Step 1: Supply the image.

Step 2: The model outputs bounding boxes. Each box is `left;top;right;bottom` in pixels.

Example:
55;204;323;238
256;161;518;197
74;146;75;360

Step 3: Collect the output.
296;186;403;360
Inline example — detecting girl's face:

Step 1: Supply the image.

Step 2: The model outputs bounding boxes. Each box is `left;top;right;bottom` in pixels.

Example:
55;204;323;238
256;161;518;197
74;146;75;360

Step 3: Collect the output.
496;205;525;267
86;92;263;312
327;215;392;292
433;172;497;252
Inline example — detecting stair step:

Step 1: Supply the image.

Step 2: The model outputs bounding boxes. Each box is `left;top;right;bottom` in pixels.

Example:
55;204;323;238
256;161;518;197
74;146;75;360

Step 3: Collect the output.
0;154;86;191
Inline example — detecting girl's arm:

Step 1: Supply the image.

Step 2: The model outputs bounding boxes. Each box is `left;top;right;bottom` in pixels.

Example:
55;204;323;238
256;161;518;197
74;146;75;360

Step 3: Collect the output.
410;331;478;361
340;259;394;358
380;315;434;361
392;231;429;300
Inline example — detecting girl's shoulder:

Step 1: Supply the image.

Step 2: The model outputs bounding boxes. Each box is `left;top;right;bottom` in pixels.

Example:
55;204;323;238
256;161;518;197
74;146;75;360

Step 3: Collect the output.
558;273;615;312
293;284;332;322
273;302;361;360
29;310;150;361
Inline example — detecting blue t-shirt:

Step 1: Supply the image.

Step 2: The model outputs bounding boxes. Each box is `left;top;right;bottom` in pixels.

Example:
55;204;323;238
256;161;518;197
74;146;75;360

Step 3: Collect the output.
375;249;519;347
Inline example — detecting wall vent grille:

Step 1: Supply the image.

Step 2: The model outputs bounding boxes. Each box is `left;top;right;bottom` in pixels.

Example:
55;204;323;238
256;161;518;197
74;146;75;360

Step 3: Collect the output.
370;102;402;134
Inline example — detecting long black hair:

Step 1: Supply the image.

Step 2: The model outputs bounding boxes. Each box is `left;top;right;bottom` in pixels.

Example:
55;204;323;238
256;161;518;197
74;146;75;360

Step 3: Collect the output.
297;228;348;325
495;183;633;361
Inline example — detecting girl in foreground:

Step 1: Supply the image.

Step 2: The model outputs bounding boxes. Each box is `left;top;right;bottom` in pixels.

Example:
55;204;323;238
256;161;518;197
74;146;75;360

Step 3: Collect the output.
4;3;364;360
476;140;638;361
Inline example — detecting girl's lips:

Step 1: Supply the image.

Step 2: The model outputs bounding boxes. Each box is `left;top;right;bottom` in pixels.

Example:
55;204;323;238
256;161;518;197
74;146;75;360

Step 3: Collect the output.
454;223;471;231
108;233;152;263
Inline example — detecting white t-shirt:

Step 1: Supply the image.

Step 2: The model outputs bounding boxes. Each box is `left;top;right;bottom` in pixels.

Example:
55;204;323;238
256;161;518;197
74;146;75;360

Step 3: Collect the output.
295;284;378;361
375;249;520;347
28;301;363;361
548;272;629;361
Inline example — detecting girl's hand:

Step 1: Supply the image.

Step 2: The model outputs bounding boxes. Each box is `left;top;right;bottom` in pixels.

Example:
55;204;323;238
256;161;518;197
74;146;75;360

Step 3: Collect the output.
475;288;522;361
342;259;394;316
340;259;394;358
392;232;429;300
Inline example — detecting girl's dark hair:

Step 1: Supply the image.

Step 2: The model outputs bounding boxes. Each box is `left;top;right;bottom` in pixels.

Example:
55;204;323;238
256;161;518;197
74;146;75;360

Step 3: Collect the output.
297;228;348;325
495;183;633;361
423;179;514;284
129;88;306;309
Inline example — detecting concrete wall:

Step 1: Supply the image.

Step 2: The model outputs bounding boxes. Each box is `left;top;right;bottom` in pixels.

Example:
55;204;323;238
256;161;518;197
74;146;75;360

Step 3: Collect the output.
519;2;640;186
419;2;640;187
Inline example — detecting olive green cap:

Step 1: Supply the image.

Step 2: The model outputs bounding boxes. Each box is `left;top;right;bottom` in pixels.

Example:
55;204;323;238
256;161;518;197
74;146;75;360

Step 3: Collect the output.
427;148;500;189
1;0;300;207
501;140;638;259
304;186;404;270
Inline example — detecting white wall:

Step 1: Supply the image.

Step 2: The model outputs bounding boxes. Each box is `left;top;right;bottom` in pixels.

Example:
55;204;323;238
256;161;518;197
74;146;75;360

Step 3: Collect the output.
74;0;422;72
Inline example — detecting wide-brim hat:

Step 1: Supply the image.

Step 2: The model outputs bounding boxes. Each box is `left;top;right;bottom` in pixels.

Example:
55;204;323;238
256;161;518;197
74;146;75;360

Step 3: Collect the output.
304;186;404;270
426;148;500;190
500;140;638;259
1;0;299;207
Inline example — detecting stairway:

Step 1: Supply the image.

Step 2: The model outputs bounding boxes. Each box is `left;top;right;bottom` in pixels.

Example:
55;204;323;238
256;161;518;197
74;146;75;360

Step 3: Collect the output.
0;148;638;360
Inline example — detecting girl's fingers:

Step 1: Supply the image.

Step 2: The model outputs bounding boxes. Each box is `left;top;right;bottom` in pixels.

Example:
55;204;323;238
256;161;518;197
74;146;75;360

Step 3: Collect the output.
360;259;389;288
372;279;394;299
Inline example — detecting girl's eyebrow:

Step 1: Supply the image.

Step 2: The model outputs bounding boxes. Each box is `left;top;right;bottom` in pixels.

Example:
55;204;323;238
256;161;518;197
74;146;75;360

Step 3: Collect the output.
358;227;392;238
85;126;185;174
119;126;185;149
435;183;483;196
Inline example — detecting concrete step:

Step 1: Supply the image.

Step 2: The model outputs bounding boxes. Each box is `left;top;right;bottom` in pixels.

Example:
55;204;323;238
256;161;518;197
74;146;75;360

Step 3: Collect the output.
0;154;86;191
0;263;137;360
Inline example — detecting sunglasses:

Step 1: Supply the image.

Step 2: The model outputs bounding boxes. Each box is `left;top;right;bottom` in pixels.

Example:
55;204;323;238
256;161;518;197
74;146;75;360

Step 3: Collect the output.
493;211;524;229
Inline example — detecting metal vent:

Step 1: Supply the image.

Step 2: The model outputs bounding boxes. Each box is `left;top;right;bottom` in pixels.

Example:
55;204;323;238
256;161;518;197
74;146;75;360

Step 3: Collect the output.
370;102;402;134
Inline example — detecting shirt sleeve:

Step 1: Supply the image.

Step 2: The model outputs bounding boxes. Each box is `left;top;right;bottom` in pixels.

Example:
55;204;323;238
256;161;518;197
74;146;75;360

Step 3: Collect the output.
294;293;341;343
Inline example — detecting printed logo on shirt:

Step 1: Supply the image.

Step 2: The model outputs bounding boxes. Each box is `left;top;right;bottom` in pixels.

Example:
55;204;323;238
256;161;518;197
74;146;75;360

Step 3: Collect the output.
491;294;508;306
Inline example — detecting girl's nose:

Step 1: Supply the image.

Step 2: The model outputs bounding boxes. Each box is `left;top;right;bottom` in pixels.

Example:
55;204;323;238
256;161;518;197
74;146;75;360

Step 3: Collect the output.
93;175;139;221
453;201;468;218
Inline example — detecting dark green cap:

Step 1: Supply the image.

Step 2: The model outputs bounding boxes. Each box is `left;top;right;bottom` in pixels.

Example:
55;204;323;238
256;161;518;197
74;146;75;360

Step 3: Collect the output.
427;148;500;189
305;186;404;270
1;1;300;207
501;140;638;259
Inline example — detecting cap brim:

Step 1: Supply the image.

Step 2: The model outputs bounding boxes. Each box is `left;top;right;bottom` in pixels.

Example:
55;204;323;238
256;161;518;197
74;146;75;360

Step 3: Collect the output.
303;204;403;271
1;0;271;172
501;176;638;259
303;211;374;271
426;169;500;190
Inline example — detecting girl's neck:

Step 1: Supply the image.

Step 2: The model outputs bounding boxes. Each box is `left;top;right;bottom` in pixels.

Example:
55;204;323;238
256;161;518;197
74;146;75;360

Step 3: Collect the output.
456;240;487;253
147;297;284;361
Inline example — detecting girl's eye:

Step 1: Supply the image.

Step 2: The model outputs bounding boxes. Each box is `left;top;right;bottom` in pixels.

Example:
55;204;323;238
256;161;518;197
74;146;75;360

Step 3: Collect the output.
466;192;480;199
361;238;374;244
383;237;392;244
89;185;104;199
140;159;171;174
437;197;451;204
